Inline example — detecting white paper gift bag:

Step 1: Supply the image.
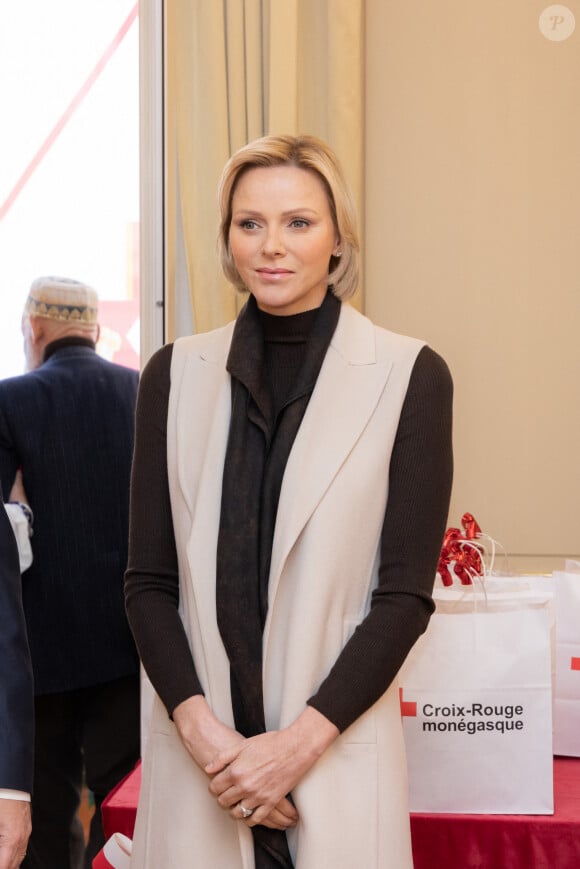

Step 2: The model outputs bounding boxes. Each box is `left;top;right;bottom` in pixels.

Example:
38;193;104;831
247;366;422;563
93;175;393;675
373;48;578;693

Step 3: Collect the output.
92;833;132;869
553;563;580;757
399;599;554;814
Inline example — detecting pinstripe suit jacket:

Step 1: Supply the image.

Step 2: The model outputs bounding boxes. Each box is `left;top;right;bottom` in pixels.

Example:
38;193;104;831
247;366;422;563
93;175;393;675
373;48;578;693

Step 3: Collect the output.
0;343;139;694
0;494;33;791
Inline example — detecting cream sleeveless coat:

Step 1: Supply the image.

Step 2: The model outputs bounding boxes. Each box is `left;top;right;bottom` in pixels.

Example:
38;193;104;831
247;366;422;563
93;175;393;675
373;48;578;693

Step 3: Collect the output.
131;303;423;868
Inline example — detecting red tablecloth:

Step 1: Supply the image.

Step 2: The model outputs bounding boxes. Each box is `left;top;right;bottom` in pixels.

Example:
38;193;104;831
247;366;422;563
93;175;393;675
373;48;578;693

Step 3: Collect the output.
410;757;580;869
102;757;580;868
102;762;141;841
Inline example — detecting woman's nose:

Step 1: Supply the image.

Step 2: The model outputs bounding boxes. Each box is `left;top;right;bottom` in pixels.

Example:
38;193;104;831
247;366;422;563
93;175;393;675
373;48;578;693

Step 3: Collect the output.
263;226;285;256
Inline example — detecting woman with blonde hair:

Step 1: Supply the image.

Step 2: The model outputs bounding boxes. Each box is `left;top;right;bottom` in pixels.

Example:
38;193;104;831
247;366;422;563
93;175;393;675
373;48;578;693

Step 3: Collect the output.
125;134;453;868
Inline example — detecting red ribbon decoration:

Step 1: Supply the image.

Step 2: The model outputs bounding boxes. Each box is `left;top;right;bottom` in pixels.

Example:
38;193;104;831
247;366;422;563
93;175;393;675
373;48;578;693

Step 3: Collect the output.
437;512;485;586
462;512;482;540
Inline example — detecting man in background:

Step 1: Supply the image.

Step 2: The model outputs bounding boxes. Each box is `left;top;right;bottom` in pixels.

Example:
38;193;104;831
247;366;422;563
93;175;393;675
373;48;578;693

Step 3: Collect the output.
0;493;33;869
0;277;141;869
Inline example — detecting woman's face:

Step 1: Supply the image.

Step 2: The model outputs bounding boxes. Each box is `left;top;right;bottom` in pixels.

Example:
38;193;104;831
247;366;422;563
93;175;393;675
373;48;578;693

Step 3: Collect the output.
229;165;340;316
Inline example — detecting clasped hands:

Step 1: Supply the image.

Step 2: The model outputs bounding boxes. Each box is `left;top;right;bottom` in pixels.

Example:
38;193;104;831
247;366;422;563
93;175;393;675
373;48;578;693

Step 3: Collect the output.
173;696;339;832
205;731;300;830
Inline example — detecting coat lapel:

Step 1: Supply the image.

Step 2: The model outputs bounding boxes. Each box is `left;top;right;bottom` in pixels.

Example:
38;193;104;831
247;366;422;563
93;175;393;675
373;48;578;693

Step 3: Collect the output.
173;324;233;521
265;305;393;626
171;325;234;711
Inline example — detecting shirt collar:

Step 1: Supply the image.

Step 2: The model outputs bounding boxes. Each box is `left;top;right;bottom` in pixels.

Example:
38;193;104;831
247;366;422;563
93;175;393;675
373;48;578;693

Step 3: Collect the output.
43;335;96;363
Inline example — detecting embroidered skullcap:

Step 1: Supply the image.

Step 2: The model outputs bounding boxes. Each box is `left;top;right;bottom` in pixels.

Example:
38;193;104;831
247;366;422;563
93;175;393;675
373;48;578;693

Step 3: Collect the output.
24;276;99;326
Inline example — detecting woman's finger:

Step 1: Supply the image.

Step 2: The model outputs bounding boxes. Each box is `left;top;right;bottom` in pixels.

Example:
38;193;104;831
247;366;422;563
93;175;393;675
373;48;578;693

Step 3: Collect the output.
205;744;240;776
215;784;244;809
228;800;258;823
259;804;299;830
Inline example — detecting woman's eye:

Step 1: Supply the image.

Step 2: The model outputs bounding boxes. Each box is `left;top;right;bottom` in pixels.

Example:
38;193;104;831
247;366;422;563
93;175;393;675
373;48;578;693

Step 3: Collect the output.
290;218;310;229
240;219;259;230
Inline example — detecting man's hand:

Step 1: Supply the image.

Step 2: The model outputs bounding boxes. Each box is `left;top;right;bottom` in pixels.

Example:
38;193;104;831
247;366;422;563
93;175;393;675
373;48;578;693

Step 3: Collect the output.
0;800;31;869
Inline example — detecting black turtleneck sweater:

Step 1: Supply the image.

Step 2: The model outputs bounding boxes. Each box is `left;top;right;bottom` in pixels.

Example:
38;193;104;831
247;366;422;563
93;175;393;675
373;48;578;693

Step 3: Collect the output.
125;298;453;733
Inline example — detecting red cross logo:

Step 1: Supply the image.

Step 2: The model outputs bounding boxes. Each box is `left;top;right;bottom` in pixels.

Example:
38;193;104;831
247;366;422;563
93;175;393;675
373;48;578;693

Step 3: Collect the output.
399;687;417;717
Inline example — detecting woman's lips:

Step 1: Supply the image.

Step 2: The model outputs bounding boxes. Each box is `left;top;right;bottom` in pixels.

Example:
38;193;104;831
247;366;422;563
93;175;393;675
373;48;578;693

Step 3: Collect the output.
255;268;294;280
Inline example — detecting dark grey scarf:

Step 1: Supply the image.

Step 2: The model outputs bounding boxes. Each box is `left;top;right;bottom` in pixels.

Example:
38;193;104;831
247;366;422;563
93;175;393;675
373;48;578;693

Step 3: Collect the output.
216;291;340;868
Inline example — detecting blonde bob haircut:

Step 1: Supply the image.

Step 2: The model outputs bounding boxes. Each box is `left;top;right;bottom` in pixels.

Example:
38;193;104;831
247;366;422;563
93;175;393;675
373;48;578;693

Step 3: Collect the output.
218;134;360;301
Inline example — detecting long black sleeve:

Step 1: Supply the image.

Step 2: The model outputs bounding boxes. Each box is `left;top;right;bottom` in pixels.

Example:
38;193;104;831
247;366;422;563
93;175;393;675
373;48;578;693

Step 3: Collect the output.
307;345;453;730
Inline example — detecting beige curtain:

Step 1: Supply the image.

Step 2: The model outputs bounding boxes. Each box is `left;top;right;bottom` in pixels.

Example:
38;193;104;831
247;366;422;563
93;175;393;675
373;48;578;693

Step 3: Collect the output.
165;0;364;338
